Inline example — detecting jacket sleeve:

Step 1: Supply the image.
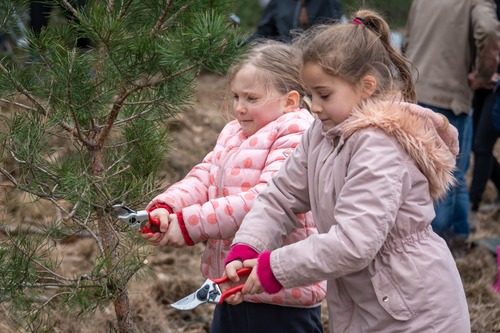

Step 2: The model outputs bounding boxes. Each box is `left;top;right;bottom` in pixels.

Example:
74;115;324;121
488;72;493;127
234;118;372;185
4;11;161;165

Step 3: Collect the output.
180;115;312;244
244;130;410;288
472;0;500;83
275;131;411;288
231;124;312;252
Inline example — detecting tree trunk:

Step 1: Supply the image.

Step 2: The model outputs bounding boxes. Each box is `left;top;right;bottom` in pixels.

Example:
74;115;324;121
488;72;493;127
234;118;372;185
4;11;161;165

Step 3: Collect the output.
90;148;138;333
114;292;138;333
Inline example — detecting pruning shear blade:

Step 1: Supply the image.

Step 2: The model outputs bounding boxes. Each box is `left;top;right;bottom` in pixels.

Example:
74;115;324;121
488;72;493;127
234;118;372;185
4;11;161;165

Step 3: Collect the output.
170;267;252;310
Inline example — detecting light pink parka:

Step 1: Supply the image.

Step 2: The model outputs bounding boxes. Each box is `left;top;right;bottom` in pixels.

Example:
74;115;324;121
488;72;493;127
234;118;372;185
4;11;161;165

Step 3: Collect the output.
148;109;326;307
232;101;471;332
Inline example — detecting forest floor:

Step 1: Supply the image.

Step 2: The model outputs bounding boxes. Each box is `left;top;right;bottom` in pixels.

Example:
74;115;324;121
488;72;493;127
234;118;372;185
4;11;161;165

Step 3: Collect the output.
1;72;500;332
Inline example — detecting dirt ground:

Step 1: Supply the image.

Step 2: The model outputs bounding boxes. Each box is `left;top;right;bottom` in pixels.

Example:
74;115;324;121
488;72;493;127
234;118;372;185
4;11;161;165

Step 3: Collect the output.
2;72;500;332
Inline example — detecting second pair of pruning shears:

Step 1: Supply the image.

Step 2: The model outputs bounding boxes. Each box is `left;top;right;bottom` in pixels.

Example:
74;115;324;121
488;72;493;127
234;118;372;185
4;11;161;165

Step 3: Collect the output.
170;267;252;310
112;204;161;233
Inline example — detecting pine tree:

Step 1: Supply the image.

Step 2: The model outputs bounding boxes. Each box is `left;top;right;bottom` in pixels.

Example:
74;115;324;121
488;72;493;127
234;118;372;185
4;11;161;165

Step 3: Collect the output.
0;0;244;332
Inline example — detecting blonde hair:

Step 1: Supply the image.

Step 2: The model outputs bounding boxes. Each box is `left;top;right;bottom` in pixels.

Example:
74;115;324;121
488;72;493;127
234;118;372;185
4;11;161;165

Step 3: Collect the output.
223;40;311;113
296;9;416;103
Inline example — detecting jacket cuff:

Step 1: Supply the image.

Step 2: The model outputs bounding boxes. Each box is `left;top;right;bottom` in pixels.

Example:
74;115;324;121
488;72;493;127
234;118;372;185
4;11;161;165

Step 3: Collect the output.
147;203;173;214
224;244;259;266
176;212;195;246
257;251;283;294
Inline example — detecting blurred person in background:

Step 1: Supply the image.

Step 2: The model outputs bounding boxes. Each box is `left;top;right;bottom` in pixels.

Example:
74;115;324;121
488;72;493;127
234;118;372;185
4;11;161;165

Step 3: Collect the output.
30;0;90;49
404;0;500;257
246;0;343;43
469;0;500;232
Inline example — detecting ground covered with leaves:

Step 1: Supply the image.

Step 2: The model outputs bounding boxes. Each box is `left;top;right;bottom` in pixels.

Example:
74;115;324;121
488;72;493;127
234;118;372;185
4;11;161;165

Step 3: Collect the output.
1;73;500;332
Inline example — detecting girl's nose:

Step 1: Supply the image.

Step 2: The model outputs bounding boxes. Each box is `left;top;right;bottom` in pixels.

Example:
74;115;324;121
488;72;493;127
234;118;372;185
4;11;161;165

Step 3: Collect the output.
234;101;246;114
310;103;321;114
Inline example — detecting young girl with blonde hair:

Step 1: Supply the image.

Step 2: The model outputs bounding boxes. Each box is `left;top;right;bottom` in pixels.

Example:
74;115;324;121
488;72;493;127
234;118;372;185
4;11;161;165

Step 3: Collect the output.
142;40;326;333
224;10;470;333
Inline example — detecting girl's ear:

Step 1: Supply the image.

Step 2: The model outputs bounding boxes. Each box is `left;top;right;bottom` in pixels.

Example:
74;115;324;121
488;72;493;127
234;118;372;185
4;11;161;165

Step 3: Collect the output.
361;75;378;99
284;90;300;113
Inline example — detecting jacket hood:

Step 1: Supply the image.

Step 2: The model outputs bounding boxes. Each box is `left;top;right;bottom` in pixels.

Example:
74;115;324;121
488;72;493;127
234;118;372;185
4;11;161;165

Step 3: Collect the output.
339;100;458;201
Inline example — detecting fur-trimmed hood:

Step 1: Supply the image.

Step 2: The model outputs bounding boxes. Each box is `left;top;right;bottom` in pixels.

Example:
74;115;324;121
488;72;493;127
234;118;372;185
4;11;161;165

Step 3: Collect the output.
338;100;458;201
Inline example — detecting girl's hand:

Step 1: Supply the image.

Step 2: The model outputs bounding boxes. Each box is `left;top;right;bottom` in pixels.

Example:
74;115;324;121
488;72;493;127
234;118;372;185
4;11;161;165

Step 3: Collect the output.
165;214;186;247
241;259;264;295
223;260;245;305
141;208;170;246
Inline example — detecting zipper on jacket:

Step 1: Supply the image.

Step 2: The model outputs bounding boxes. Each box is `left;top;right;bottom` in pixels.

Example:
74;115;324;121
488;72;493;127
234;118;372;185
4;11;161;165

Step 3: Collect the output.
215;146;235;277
217;146;235;197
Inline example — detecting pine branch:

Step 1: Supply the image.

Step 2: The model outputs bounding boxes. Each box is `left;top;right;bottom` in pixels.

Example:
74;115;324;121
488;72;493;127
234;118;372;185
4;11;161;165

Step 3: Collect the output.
0;165;58;201
0;63;49;116
0;98;37;112
157;2;193;34
97;64;196;147
152;0;174;34
59;0;79;19
108;0;114;13
0;64;82;141
66;49;95;148
118;0;133;20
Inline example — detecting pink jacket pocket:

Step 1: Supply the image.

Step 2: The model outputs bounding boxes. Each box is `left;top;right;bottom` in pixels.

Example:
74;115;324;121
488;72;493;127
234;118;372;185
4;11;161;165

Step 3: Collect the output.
370;269;415;321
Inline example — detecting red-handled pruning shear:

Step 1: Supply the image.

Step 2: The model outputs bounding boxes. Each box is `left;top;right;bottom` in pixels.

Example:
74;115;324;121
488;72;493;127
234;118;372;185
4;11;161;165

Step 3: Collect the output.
170;267;252;310
112;204;161;233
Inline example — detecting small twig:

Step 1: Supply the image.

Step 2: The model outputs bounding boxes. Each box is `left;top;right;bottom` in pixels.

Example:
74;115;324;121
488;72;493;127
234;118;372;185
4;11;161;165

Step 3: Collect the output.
107;0;114;13
0;98;37;112
156;3;193;34
0;167;18;186
152;0;174;34
0;224;96;240
118;0;133;20
59;0;79;18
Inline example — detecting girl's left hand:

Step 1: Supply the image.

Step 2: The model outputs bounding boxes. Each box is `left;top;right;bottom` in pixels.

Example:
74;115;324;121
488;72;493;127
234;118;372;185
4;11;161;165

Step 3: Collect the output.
241;259;264;295
165;214;186;247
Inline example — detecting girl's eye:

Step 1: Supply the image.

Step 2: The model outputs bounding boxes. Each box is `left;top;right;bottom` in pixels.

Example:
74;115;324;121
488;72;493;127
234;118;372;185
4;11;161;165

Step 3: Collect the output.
319;94;330;100
233;95;239;101
246;96;258;102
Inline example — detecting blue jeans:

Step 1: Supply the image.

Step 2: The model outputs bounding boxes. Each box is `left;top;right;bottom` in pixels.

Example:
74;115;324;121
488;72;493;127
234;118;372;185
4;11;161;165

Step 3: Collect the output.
420;104;472;241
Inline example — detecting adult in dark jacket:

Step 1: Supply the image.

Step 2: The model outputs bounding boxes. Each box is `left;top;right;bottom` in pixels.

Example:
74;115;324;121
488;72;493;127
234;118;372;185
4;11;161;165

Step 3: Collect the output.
468;0;500;231
246;0;343;43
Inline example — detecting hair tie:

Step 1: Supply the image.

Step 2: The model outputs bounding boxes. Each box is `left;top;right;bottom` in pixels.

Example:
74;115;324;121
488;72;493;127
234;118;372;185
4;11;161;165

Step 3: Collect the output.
353;17;365;26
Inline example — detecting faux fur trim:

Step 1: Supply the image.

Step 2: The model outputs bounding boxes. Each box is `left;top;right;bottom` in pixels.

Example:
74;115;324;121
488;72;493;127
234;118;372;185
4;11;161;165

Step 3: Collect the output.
340;100;458;201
